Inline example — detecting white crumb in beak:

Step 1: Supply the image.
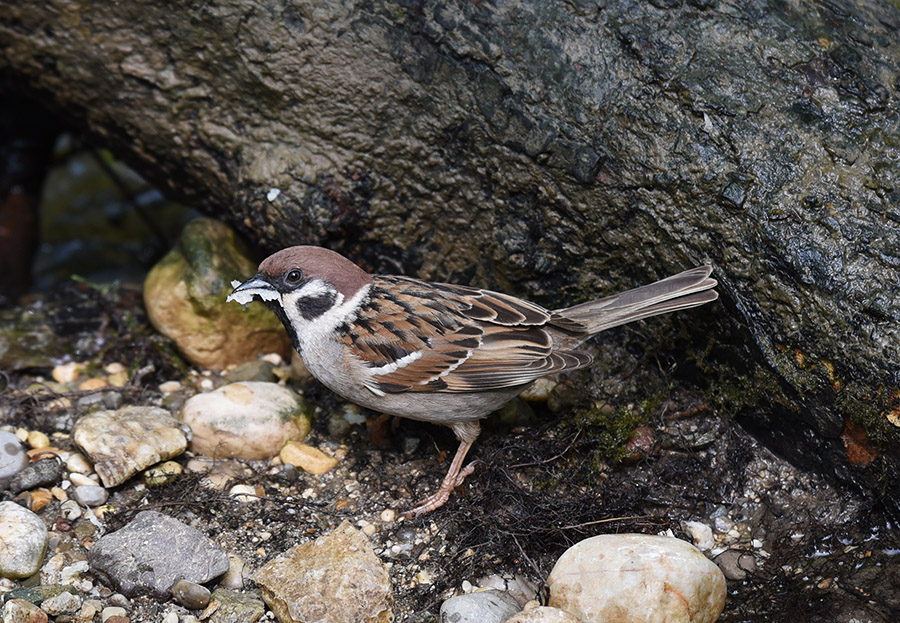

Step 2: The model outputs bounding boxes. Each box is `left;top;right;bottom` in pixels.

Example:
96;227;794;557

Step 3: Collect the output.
226;283;281;305
230;279;242;289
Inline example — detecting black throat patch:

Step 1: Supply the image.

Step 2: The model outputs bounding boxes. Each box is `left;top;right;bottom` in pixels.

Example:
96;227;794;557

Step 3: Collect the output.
296;291;337;320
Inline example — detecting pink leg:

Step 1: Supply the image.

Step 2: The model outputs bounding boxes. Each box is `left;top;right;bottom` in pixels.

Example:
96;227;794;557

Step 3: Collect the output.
404;439;476;517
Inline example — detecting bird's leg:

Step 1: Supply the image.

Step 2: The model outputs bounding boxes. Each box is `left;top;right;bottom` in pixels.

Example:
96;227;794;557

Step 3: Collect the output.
405;421;480;517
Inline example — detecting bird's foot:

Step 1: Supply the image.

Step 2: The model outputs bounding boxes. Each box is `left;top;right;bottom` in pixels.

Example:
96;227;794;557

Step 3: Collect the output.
403;461;477;517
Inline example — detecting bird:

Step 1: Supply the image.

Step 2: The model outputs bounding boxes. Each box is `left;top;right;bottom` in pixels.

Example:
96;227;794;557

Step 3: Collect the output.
227;246;718;516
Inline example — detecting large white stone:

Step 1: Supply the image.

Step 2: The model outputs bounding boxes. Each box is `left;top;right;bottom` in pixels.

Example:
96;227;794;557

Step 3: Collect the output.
548;534;725;623
182;382;311;460
0;501;48;579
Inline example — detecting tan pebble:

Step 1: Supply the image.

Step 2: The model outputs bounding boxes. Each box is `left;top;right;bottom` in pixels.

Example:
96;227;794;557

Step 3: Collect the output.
26;430;51;449
46;397;72;411
144;461;183;486
53;362;84;383
66;452;94;474
29;488;53;512
380;509;396;523
199;378;215;390
280;441;339;475
69;472;97;487
107;371;129;387
28;447;63;460
362;523;377;537
104;362;127;374
15;427;29;442
51;486;68;501
229;484;260;502
520;376;558;402
78;377;108;391
159;380;182;393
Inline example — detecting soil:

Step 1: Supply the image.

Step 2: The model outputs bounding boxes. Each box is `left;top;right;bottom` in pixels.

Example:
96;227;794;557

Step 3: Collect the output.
1;281;898;623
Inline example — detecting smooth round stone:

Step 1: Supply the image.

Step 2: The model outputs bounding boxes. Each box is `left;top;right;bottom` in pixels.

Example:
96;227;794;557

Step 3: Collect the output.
439;590;521;623
0;430;29;482
171;579;211;609
42;590;83;616
2;598;48;622
73;485;109;507
182;382;311;460
0;501;49;579
548;534;726;623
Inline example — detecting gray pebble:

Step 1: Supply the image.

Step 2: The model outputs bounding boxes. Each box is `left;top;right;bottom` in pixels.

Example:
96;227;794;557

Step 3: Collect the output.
440;589;521;623
0;501;48;579
171;579;211;609
0;430;29;484
42;589;83;615
714;549;757;581
9;458;62;493
73;484;109;507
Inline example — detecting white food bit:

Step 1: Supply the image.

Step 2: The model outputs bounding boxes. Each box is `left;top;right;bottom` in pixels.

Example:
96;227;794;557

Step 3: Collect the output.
267;188;281;201
226;287;280;304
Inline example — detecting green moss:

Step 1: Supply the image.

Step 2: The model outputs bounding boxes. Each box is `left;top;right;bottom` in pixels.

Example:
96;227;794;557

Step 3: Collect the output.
571;390;665;465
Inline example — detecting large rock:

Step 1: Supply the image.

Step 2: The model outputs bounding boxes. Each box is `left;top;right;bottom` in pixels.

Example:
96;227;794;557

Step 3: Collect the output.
72;406;189;487
0;501;48;579
254;521;392;623
88;510;229;599
182;381;312;460
547;533;725;623
144;218;290;370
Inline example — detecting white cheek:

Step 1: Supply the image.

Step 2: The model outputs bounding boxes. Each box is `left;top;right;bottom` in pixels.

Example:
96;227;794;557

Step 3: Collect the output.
283;284;370;350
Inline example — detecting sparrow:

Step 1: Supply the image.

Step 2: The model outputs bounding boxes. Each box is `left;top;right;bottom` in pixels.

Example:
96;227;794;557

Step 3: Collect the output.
228;246;718;516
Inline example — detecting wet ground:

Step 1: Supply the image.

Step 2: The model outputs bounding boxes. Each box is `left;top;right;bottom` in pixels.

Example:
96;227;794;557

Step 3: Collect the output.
2;281;898;622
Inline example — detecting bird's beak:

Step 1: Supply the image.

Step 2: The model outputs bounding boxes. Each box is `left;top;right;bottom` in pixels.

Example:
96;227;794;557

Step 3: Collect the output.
226;274;280;305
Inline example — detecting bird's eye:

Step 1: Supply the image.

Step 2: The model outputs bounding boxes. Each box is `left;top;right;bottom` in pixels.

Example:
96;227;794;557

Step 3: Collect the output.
285;269;303;283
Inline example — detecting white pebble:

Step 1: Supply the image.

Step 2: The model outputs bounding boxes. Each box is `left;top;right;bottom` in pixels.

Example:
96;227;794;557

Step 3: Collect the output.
380;509;396;523
159;380;182;393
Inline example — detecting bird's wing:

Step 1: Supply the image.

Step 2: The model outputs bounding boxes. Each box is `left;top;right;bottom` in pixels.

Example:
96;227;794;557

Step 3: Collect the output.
342;277;592;394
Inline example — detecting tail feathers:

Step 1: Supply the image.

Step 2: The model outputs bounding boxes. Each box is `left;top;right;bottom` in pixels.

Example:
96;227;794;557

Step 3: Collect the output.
554;266;718;335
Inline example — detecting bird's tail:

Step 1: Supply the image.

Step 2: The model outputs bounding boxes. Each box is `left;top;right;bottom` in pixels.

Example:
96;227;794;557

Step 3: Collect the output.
554;266;718;335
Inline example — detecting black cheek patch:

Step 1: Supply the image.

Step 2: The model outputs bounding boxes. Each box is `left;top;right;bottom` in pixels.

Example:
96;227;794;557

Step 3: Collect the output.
295;292;337;320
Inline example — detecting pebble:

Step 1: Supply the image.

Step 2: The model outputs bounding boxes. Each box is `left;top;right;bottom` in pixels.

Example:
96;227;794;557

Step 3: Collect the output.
0;501;49;579
65;452;94;474
9;457;62;493
714;549;757;580
27;430;51;449
182;382;312;460
171;579;212;609
88;510;229;599
477;573;540;606
107;371;129;387
104;362;127;375
439;589;521;623
72;406;190;487
255;521;392;623
223;360;277;383
102;606;127;621
0;429;29;483
73;485;109;507
379;509;396;523
547;533;726;623
279;441;339;475
78;377;108;391
206;588;266;623
143;460;183;486
28;488;53;512
52;362;83;383
69;472;97;487
2;598;49;623
159;381;182;393
682;520;715;551
61;500;82;520
519;376;558;402
42;590;83;616
229;484;261;502
220;555;248;590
